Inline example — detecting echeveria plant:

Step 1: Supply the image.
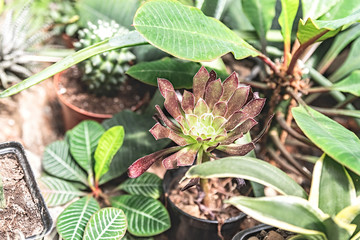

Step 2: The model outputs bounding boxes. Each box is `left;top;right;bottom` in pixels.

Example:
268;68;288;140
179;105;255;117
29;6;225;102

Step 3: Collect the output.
128;67;265;178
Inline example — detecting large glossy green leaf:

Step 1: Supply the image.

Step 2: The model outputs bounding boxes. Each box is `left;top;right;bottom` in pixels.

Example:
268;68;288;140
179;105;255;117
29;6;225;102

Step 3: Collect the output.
329;38;360;82
302;0;340;19
133;0;259;62
0;31;147;98
317;24;360;73
94;126;125;182
185;156;307;198
318;0;360;21
111;195;170;236
70;121;105;173
241;0;276;47
57;196;100;240
100;110;170;184
0;174;5;208
43;141;88;185
38;176;85;207
278;0;299;50
227;196;327;238
331;71;360;96
309;155;355;216
127;57;200;89
83;207;127;240
292;106;360;175
118;172;162;199
77;0;139;29
297;10;360;44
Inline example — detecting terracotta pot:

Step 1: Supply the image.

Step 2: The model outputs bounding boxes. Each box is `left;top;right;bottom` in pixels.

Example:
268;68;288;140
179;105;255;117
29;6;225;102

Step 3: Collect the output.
53;70;112;130
0;141;52;239
163;167;246;240
232;224;273;240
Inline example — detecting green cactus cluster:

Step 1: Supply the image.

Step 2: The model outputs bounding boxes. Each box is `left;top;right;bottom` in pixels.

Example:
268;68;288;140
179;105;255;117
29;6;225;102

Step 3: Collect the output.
74;20;136;96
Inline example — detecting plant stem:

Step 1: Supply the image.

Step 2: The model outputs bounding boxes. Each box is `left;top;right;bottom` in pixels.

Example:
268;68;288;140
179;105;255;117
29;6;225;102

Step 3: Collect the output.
257;54;279;76
287;30;329;75
199;149;211;207
0;174;5;208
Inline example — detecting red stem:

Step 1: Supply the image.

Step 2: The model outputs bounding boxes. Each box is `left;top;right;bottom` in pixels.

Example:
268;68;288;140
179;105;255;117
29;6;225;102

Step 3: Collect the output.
287;30;330;75
257;54;279;75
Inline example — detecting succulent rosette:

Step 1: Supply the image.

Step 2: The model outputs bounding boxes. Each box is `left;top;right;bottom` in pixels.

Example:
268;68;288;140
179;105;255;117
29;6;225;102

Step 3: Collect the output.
128;67;265;178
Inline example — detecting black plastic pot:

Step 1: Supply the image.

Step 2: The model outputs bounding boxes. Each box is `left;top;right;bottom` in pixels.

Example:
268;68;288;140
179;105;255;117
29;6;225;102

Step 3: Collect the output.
232;224;273;240
163;167;246;240
0;141;53;239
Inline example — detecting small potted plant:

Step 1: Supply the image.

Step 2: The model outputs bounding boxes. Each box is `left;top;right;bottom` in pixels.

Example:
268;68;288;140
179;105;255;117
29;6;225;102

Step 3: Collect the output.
128;66;266;239
0;142;52;239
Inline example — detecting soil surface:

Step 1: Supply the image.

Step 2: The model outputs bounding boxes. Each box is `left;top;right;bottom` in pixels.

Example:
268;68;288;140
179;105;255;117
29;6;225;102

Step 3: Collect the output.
249;228;295;240
56;67;155;115
0;153;43;239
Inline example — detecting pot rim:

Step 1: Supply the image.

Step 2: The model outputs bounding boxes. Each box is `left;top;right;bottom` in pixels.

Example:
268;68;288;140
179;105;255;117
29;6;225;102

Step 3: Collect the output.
232;224;273;240
163;168;246;225
0;141;53;239
53;69;112;119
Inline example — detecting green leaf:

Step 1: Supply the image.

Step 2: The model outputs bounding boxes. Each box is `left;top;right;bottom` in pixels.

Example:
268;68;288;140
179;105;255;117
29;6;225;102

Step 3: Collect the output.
317;24;360;73
331;71;360;96
199;0;228;19
111;195;170;236
100;110;170;184
118;172;162;199
227;196;327;238
43;141;88;185
77;0;139;29
83;207;127;240
297;10;360;44
127;58;200;89
38;176;86;207
0;174;5;208
57;196;100;240
278;0;299;50
329;37;360;82
319;0;360;21
185;156;307;198
309;155;355;216
292;106;360;176
242;0;276;46
302;0;340;19
133;0;259;62
0;31;147;98
70;120;105;173
312;107;360;119
94;126;125;182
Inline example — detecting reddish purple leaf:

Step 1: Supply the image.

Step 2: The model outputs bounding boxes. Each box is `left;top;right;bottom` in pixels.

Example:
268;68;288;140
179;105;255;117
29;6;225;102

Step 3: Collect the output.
158;78;174;98
164;91;183;119
221;119;257;145
223;111;247;131
216;142;255;156
149;123;188;146
128;146;180;178
193;66;209;101
226;86;250;118
242;98;266;118
221;72;238;101
213;101;227;116
204;79;223;110
182;90;195;114
177;145;200;166
155;105;181;132
194;99;209;116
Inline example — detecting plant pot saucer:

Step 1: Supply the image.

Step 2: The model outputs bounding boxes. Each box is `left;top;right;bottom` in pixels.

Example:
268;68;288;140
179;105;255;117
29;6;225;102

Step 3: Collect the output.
0;141;52;239
163;167;246;240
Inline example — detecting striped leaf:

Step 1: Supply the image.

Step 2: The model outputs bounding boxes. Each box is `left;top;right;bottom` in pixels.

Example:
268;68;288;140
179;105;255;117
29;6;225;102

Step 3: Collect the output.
70;120;105;173
43;141;88;185
111;195;170;236
94;126;125;182
57;196;100;240
38;176;85;207
83;207;127;240
118;172;162;199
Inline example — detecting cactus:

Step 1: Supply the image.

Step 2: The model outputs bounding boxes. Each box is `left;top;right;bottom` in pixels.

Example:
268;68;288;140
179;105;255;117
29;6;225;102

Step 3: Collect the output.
74;20;136;96
0;4;50;89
